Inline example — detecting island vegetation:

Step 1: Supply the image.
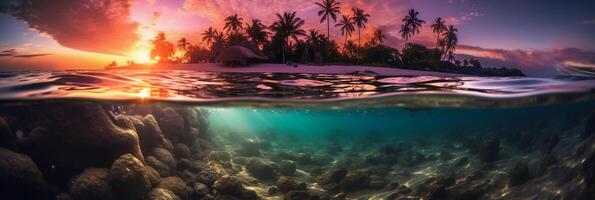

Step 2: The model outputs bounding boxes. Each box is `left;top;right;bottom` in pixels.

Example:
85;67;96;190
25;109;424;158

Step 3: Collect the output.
146;0;524;76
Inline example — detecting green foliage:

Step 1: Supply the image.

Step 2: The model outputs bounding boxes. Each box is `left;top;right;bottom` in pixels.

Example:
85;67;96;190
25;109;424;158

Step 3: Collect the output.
361;45;401;65
401;43;442;69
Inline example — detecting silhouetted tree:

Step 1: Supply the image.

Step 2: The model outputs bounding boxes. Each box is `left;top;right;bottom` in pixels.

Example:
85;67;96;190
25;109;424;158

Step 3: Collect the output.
201;27;217;47
336;14;355;50
401;43;441;68
371;29;386;45
270;12;306;63
150;32;175;63
469;58;482;68
224;14;244;33
315;0;341;40
431;17;447;48
440;25;458;61
245;19;270;46
351;8;370;46
400;9;425;45
176;37;190;62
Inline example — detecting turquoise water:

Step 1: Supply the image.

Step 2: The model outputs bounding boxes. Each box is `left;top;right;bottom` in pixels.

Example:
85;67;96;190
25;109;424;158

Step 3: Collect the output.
208;100;592;140
1;70;595;199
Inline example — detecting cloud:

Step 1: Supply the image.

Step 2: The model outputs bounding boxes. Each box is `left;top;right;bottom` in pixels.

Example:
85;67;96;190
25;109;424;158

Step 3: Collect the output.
13;53;51;58
581;19;595;25
0;49;51;58
0;49;17;57
4;0;139;55
456;45;595;76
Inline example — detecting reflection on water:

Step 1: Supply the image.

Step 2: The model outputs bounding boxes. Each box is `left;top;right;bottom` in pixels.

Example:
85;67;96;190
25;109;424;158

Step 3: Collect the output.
0;70;594;108
1;70;595;200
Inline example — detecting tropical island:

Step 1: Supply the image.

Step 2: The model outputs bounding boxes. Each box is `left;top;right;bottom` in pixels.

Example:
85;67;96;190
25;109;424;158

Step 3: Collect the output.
118;0;524;77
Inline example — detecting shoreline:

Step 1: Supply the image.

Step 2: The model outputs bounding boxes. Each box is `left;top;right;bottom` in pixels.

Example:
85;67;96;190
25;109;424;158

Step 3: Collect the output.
134;63;465;77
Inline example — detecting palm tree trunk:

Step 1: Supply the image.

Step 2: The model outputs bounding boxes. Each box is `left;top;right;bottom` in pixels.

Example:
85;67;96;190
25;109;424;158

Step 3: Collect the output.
358;28;361;46
327;19;330;40
343;35;347;52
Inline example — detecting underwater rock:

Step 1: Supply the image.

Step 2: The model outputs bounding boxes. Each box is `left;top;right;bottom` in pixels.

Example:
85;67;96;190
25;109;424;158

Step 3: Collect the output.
339;172;371;191
325;142;343;155
279;160;297;176
579;152;595;199
69;168;115;200
157;177;189;200
426;186;448;200
0;117;16;148
151;148;177;171
174;143;192;159
368;176;388;189
208;151;231;162
192;182;210;198
147;188;181;200
268;187;279;195
479;137;500;162
238;139;271;157
213;176;258;199
177;158;194;171
163;139;175;152
0;147;48;200
109;154;152;200
276;176;300;193
541;134;559;155
179;170;198;185
192;160;210;173
155;107;186;143
137;115;165;152
246;157;277;180
56;193;71;200
146;156;171;177
440;149;454;161
18;104;144;182
585;112;595;138
508;163;531;186
113;114;137;131
297;153;313;164
319;167;347;184
145;165;162;186
365;152;398;165
284;190;319;200
197;168;223;187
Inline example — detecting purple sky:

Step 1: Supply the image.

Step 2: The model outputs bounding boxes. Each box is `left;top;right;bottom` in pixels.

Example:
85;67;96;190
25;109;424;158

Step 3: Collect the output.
0;0;594;76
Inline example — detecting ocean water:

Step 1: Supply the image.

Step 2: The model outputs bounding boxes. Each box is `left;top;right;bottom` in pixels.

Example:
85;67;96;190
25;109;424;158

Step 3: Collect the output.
1;70;595;200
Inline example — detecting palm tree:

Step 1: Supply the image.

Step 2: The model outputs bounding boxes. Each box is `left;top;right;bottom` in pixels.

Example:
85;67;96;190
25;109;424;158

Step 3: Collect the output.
431;17;447;48
441;25;458;61
150;32;174;62
372;29;386;45
201;27;217;47
315;0;341;40
400;9;425;44
224;14;244;33
335;14;355;49
177;37;190;51
177;37;190;62
153;32;166;44
351;8;370;46
270;12;306;63
305;29;323;46
245;19;270;46
214;32;225;43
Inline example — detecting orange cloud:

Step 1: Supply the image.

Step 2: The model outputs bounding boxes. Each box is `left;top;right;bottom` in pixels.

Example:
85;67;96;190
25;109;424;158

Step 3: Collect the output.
5;0;139;55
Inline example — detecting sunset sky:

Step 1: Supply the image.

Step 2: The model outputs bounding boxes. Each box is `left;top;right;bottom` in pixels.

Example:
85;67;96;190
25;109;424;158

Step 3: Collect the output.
0;0;594;76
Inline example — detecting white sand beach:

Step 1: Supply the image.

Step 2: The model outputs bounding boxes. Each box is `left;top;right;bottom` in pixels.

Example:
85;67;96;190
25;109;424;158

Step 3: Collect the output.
153;63;463;77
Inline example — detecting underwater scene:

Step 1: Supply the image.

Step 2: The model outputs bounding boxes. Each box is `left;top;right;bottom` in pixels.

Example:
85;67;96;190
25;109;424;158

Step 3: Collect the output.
1;71;595;200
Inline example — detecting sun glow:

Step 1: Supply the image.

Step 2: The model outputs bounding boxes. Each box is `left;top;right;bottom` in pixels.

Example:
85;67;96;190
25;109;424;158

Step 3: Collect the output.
125;22;157;64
